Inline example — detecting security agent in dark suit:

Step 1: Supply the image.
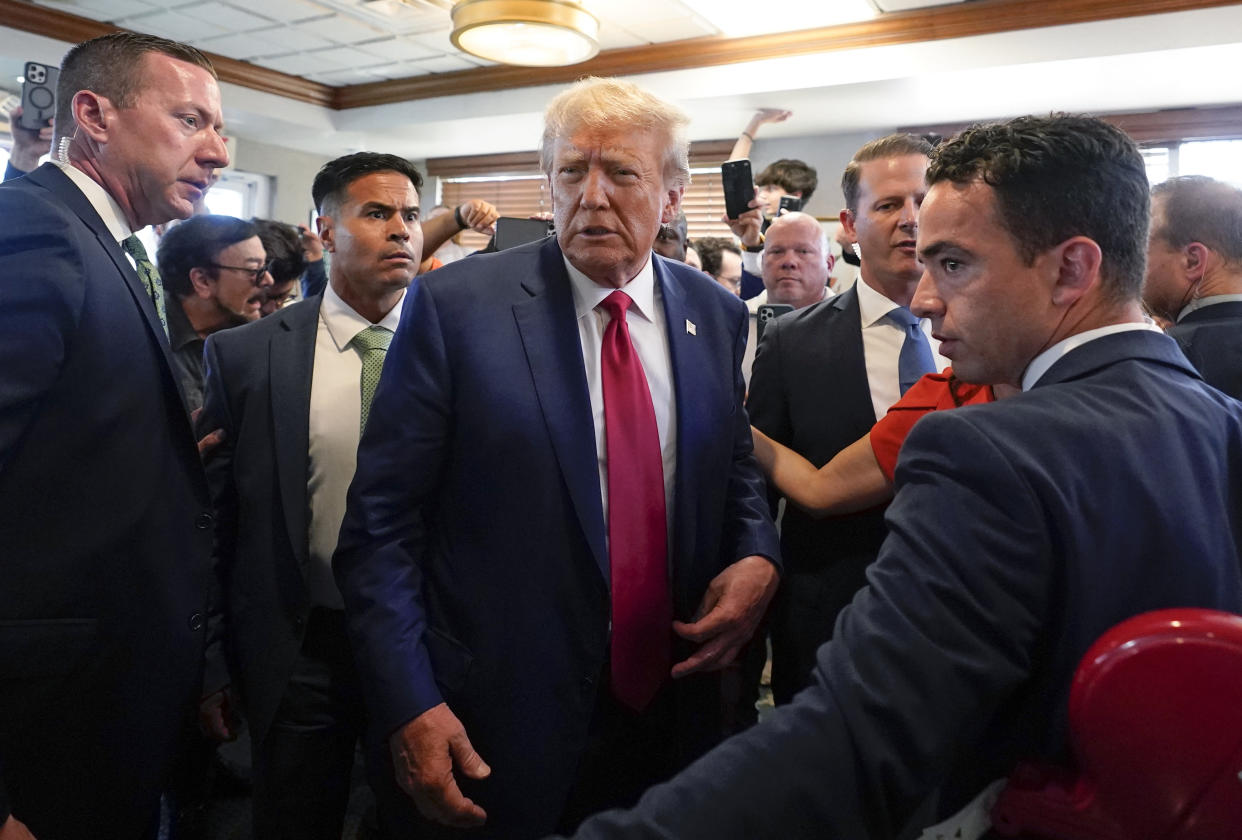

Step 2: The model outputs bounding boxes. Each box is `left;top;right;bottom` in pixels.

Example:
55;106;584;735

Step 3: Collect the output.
197;152;423;840
747;134;944;704
333;77;780;839
1143;175;1242;398
0;32;228;839
561;114;1242;840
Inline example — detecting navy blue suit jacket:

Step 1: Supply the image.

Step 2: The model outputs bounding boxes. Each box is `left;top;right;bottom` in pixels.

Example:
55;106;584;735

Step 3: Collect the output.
1167;300;1242;399
334;237;780;834
0;164;214;836
565;330;1242;839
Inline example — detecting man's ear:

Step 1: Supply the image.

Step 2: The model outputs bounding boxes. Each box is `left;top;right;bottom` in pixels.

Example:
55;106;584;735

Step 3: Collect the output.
1050;236;1103;307
71;90;112;144
317;215;335;253
1184;242;1210;284
840;208;857;239
661;185;685;225
188;266;215;299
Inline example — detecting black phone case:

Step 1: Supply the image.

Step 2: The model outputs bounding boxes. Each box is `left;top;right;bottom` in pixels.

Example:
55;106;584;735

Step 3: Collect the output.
721;159;755;220
19;62;58;131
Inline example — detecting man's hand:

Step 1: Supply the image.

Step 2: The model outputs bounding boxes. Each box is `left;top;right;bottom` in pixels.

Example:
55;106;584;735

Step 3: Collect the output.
672;555;779;678
190;407;225;459
297;224;324;263
750;108;793;129
389;703;491;828
723;200;764;249
0;814;36;840
199;687;239;742
7;106;53;172
456;200;499;236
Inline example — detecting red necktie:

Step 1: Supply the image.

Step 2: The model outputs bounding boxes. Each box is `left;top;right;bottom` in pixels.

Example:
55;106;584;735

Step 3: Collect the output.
599;290;672;711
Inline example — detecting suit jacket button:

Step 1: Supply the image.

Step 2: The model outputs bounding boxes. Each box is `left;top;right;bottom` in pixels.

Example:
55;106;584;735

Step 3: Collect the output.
195;513;214;530
188;612;204;631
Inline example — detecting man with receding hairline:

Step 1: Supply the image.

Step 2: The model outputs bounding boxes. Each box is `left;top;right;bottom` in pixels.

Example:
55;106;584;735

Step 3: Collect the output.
334;77;779;839
1143;175;1242;398
0;31;228;839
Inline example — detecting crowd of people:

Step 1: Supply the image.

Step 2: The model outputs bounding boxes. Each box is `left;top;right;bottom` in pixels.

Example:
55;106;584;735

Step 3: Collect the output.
3;28;1242;840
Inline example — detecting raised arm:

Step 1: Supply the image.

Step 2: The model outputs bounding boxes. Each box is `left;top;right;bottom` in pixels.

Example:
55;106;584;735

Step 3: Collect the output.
728;108;793;162
751;426;893;517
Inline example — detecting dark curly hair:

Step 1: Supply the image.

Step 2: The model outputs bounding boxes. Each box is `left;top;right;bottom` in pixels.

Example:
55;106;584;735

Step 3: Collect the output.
927;114;1149;303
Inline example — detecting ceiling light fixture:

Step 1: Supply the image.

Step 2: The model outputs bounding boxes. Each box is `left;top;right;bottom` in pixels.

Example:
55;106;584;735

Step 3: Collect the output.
450;0;600;67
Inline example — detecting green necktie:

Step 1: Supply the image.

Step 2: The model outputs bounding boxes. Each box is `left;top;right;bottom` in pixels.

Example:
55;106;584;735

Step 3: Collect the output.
121;235;169;340
351;325;393;432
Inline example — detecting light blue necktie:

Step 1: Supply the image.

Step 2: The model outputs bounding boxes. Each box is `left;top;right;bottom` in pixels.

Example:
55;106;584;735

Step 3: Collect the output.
889;306;936;395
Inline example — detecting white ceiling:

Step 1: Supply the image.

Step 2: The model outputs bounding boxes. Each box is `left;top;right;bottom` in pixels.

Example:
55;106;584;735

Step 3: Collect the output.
5;1;1242;162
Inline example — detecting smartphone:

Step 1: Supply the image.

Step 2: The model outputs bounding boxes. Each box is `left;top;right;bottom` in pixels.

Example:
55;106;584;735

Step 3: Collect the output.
494;217;553;251
778;195;802;215
721;159;755;220
755;303;794;343
19;61;58;131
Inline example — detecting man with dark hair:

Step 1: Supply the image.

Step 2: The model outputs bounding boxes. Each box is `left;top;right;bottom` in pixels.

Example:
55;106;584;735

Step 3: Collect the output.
334;77;778;839
252;218;306;316
1143;175;1242;397
564;112;1242;840
696;236;743;295
157;214;270;411
652;211;690;263
755;159;817;208
0;31;227;839
747;132;943;706
198;150;423;840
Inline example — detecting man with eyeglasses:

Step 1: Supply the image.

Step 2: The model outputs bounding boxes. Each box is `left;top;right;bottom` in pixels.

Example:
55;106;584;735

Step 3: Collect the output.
156;214;272;412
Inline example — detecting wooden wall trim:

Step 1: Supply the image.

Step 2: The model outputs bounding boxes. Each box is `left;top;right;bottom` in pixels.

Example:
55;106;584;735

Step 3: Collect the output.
901;104;1242;144
332;0;1242;109
0;0;333;108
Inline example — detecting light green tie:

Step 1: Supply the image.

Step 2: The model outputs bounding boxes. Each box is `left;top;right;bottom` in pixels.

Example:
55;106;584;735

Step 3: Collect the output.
121;235;169;340
352;325;393;432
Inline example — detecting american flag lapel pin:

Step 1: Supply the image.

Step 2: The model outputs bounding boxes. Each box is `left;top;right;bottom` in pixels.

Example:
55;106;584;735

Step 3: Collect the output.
686;319;697;336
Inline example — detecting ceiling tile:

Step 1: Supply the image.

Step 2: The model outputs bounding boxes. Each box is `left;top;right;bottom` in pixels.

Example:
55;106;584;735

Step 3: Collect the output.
254;51;346;75
368;62;431;80
404;27;455;53
176;2;276;30
245;27;338;54
353;37;442;63
35;0;156;20
310;45;387;68
119;10;227;42
294;14;388;44
195;31;286;60
306;67;383;85
408;54;478;74
228;0;335;20
620;16;716;42
596;27;648;50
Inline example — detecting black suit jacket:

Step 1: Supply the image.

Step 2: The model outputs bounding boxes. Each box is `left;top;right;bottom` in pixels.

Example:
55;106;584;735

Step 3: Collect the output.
1167;300;1242;399
198;296;323;749
746;285;889;697
567;330;1242;840
0;164;214;837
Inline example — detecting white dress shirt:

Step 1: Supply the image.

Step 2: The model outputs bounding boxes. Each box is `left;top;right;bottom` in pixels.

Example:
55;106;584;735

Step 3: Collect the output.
1021;322;1163;391
856;276;948;420
53;160;133;250
565;255;677;543
306;281;405;608
1178;293;1242;321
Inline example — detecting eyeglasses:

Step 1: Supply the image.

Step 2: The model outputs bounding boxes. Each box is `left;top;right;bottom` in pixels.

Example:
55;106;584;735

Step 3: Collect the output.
208;261;272;284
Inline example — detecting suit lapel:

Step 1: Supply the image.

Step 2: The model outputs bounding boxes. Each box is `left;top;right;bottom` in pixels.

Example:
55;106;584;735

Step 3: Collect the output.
269;298;320;571
28;165;171;354
825;285;880;426
513;240;608;580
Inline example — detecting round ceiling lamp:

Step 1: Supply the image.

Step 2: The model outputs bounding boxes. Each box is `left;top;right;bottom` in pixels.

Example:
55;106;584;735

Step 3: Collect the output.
451;0;601;67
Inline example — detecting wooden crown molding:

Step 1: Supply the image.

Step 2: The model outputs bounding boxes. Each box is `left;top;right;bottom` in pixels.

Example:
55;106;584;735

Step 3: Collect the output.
3;0;1240;113
901;104;1242;144
0;0;333;107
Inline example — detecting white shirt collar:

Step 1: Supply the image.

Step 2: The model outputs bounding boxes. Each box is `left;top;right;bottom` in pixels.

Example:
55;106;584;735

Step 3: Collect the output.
855;275;911;327
1021;321;1164;390
566;253;656;323
1179;293;1242;321
320;279;405;352
52;160;133;244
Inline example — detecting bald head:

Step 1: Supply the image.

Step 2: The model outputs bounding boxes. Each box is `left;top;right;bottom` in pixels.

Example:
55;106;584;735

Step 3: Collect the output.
762;212;830;309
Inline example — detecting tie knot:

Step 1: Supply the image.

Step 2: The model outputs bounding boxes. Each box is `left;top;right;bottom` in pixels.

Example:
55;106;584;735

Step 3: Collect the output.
888;306;921;331
121;235;151;263
352;325;392;353
599;290;634;322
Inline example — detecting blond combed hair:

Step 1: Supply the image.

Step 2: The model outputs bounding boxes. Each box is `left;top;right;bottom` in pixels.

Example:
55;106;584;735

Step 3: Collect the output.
540;77;690;189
